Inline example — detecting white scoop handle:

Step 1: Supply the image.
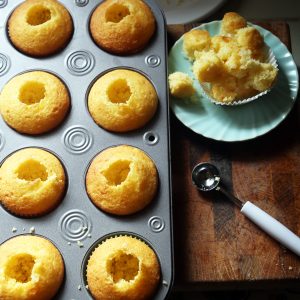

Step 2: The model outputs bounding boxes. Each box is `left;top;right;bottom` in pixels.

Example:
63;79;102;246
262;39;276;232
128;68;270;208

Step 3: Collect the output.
241;201;300;256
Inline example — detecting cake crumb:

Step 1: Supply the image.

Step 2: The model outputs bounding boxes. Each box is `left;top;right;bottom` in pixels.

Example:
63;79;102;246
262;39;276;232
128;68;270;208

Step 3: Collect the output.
78;285;81;291
29;227;35;234
82;226;88;232
168;72;196;99
85;285;89;290
288;266;293;270
68;242;71;246
11;227;17;233
87;233;92;238
162;280;168;287
77;240;84;248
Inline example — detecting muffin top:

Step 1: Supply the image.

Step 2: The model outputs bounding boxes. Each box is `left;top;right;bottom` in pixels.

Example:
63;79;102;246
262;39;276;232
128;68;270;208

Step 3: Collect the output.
8;0;73;57
90;0;156;54
87;235;160;300
88;69;158;132
0;147;66;217
0;71;70;135
0;235;64;300
86;145;158;215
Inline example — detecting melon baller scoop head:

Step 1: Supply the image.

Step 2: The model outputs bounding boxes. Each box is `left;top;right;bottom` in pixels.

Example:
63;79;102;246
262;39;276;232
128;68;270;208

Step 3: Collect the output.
192;162;300;257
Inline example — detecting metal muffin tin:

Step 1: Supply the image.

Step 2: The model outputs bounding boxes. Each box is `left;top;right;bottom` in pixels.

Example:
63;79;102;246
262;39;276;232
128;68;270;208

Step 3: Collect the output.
0;1;173;299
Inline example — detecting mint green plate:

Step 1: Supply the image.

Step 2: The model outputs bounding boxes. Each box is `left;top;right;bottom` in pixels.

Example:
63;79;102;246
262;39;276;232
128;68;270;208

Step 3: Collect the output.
169;21;299;142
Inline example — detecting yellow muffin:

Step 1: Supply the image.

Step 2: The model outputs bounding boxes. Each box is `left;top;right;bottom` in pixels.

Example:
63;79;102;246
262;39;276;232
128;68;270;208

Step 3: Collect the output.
8;0;73;57
0;235;64;300
220;12;247;35
0;71;70;135
0;148;66;217
183;29;210;60
90;0;156;54
86;235;160;300
86;145;158;215
168;72;195;98
88;69;158;132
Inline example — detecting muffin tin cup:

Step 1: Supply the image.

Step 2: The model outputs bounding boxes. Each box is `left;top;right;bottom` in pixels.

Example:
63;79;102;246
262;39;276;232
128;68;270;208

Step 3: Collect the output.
0;1;173;299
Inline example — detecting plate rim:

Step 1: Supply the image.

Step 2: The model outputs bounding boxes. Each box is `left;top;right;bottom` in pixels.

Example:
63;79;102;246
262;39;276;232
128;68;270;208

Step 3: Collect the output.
158;0;226;25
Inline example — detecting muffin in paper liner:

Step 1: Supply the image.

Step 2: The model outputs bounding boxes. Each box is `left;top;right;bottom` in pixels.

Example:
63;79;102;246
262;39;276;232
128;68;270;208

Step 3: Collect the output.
197;33;279;106
84;233;161;300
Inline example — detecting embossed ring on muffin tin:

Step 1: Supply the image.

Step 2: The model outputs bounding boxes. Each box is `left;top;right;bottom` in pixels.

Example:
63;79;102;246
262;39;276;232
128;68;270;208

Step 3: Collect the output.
0;0;8;9
75;0;89;7
0;53;10;76
62;125;93;154
0;131;4;151
58;209;92;242
65;50;95;76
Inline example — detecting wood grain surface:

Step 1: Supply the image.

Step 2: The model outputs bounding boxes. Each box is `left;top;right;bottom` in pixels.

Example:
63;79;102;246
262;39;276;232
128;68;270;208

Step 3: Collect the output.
168;22;300;288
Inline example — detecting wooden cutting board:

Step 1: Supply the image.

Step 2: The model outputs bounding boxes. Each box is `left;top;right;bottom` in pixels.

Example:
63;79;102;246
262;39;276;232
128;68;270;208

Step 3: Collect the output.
168;22;300;289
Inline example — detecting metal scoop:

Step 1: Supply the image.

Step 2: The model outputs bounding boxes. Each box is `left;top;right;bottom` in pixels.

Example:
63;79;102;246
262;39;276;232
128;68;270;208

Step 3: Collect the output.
192;162;300;256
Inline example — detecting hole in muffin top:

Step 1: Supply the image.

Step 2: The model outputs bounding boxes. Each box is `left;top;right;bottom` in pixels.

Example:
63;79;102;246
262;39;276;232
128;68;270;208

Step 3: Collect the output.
19;81;46;105
16;159;48;182
105;4;130;23
107;79;131;104
102;160;131;186
5;254;35;283
26;5;51;26
106;252;139;283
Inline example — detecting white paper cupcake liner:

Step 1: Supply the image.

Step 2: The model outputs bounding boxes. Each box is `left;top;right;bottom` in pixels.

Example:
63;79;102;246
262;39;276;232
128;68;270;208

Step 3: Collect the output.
200;46;279;106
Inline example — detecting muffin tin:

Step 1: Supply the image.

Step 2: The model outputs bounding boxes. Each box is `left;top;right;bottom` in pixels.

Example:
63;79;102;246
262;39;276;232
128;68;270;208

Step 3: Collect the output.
0;1;173;299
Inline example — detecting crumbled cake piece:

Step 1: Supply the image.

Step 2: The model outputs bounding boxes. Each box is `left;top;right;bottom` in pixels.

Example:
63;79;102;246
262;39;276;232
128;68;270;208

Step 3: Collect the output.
168;72;196;98
181;12;278;103
193;51;224;82
210;36;237;61
221;12;247;35
235;27;265;60
183;29;210;60
245;60;278;91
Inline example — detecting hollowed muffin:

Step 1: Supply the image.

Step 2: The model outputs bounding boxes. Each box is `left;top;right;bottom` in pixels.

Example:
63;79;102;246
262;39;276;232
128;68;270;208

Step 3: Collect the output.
0;71;70;135
90;0;156;54
0;235;64;300
86;145;158;215
8;0;73;57
88;69;158;132
0;148;66;217
86;235;160;300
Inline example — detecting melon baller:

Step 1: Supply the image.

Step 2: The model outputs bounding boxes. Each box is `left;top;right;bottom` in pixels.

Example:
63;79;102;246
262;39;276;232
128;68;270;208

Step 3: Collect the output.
192;162;300;256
